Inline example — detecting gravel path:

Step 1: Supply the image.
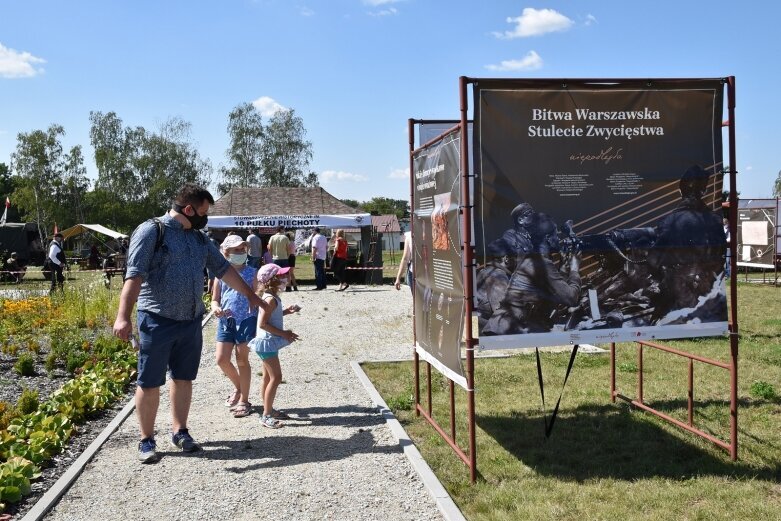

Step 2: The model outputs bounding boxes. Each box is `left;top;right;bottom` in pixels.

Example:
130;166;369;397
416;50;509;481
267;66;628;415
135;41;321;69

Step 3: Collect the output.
45;284;443;521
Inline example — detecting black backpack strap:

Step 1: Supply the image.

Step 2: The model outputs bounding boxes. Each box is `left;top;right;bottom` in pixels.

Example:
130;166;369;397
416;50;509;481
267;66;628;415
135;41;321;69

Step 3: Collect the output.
535;344;579;438
128;218;165;254
151;218;165;252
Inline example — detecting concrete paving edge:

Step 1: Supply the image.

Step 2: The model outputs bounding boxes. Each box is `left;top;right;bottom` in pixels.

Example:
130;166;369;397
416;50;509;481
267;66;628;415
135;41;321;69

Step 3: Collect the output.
350;361;467;521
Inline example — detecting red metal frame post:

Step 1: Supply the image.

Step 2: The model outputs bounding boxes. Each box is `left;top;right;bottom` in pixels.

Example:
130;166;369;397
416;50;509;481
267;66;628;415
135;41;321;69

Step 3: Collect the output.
727;76;739;460
460;75;478;483
610;342;616;403
408;118;421;418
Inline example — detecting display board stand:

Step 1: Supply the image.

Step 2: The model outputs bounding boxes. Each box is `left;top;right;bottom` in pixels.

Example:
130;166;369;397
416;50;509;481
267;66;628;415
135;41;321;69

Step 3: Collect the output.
408;76;740;485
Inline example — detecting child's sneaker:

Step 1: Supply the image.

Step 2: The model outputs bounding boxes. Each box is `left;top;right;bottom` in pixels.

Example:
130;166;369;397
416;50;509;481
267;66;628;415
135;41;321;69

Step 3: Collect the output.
170;428;201;452
260;414;283;429
138;437;159;463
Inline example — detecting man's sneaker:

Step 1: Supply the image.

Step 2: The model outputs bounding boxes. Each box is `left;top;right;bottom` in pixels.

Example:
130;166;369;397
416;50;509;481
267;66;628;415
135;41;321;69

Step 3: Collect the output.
138;437;160;463
171;428;201;452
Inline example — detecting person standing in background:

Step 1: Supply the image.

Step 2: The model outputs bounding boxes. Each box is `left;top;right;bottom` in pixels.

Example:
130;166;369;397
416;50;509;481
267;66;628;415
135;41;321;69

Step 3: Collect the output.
48;232;66;293
394;230;413;294
311;227;328;290
286;231;299;292
247;229;262;269
332;229;349;291
268;226;290;268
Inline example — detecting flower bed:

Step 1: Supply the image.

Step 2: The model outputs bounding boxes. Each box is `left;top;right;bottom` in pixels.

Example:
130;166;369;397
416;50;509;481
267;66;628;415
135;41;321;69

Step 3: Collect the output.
0;289;135;516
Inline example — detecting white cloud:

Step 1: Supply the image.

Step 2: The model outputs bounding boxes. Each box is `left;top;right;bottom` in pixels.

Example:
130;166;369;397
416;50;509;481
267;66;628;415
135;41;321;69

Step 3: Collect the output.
363;0;401;5
321;170;368;183
388;168;408;179
252;96;288;117
485;51;543;72
0;42;46;78
493;8;574;39
299;6;315;16
364;0;401;15
585;14;597;26
368;7;397;16
745;165;753;171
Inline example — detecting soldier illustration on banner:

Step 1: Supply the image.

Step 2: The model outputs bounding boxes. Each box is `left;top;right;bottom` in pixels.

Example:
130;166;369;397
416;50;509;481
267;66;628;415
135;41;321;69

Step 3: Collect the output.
477;164;727;335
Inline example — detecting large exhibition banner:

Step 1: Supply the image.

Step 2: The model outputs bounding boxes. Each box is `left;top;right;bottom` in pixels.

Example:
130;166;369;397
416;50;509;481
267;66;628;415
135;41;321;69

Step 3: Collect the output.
412;126;466;388
473;79;728;349
737;200;777;267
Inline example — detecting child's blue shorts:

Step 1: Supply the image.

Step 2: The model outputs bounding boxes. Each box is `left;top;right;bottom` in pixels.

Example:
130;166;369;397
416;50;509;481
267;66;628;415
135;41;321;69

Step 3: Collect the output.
216;315;257;345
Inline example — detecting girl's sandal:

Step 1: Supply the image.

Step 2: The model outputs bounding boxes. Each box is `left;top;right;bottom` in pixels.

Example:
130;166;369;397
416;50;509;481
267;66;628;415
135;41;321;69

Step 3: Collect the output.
224;390;240;408
271;409;290;420
261;414;283;429
232;402;252;418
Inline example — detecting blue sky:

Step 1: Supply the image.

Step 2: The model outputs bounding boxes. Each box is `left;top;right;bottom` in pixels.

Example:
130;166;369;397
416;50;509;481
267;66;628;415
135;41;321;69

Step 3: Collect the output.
1;1;780;203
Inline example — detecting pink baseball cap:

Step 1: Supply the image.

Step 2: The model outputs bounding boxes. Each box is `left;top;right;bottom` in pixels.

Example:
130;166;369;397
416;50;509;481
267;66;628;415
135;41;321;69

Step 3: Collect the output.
257;263;290;284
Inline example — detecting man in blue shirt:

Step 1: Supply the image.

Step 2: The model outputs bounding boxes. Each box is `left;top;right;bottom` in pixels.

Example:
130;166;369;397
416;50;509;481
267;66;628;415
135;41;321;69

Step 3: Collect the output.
113;183;265;464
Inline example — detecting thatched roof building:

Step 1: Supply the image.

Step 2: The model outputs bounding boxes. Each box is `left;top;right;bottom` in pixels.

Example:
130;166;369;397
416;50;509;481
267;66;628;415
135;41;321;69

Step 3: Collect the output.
211;187;358;216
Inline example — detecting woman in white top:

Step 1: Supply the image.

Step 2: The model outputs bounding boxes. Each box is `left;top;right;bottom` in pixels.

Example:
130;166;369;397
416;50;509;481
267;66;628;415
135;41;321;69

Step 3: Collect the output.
394;230;413;293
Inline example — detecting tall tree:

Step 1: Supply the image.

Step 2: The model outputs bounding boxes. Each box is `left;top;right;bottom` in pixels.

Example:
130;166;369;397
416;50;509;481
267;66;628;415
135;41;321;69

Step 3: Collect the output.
359;197;409;219
90;112;212;230
136;117;213;216
0;163;22;222
218;103;317;193
219;102;264;193
261;108;316;187
774;169;781;197
10;125;67;241
340;198;361;209
61;145;90;224
89;111;144;200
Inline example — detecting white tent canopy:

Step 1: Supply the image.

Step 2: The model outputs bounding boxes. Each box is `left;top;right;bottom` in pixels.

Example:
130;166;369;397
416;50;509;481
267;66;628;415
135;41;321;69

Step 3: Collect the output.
59;224;128;241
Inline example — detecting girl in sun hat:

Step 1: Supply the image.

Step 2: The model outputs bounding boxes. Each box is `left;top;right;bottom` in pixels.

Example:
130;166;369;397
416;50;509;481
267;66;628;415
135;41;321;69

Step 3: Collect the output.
210;234;258;418
249;263;301;428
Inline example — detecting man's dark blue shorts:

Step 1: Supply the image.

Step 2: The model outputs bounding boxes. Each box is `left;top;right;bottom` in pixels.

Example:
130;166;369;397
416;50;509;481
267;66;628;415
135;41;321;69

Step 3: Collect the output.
136;310;203;388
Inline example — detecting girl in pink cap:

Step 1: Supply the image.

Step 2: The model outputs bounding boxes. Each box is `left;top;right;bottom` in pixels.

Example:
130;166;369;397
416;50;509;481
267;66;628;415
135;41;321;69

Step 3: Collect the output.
250;263;301;428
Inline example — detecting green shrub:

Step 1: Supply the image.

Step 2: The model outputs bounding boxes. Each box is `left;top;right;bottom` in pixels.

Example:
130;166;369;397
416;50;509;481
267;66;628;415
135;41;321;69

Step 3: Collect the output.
0;400;20;431
750;380;777;400
65;351;89;374
92;335;125;359
44;352;58;373
386;393;414;411
13;353;36;377
16;388;39;415
618;362;639;373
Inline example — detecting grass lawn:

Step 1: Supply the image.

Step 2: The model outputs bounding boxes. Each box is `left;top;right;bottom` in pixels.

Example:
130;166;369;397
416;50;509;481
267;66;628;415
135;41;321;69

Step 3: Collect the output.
363;282;781;521
0;265;114;292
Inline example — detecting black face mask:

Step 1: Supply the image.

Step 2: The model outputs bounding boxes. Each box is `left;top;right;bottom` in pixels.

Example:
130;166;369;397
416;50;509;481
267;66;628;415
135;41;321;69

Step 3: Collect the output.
173;203;208;230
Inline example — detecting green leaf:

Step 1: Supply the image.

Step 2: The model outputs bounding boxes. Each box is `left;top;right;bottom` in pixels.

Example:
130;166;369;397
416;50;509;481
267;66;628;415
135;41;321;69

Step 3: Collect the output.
1;485;22;503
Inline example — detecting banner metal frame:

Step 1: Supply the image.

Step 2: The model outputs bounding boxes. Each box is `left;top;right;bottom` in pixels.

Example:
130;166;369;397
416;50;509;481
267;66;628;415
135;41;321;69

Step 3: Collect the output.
406;76;740;485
